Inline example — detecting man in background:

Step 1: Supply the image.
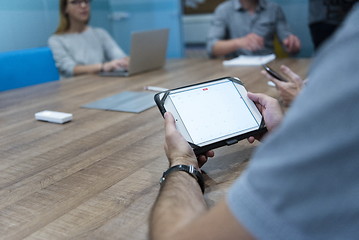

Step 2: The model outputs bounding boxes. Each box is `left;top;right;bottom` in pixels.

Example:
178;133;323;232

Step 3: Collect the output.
207;0;301;58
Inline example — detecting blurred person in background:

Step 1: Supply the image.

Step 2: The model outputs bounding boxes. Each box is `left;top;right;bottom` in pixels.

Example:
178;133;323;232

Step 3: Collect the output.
207;0;301;58
49;0;129;78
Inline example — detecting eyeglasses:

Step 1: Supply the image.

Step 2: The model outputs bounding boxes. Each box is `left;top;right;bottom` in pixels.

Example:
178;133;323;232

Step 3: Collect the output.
69;0;91;6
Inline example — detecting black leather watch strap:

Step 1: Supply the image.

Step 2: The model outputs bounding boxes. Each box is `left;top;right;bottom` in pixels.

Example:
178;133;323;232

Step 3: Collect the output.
160;165;205;193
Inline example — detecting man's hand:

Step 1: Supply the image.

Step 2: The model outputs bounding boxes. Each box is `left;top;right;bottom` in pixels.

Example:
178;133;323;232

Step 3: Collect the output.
237;33;264;52
247;92;283;143
283;34;301;54
151;114;254;240
164;112;214;168
262;65;305;106
212;33;264;57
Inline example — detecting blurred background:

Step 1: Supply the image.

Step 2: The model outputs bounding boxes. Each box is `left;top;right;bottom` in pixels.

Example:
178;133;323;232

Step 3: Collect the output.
0;0;312;58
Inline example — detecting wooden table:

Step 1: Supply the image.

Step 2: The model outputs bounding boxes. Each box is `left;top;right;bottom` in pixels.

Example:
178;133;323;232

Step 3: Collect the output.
0;58;309;239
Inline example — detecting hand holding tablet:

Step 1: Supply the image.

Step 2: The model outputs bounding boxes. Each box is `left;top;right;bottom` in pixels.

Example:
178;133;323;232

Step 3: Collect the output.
155;77;267;155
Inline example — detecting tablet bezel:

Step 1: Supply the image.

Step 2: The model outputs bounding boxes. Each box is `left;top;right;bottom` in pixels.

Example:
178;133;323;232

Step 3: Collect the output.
154;77;267;155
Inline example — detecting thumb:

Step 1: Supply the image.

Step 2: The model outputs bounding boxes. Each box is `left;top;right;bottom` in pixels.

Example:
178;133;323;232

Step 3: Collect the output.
247;92;259;103
164;112;177;135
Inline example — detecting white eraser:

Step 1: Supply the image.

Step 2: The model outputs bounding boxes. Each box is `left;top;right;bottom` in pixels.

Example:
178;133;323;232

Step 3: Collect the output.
35;110;73;124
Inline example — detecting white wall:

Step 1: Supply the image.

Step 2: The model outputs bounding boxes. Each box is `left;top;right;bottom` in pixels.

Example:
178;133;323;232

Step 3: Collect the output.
183;14;212;44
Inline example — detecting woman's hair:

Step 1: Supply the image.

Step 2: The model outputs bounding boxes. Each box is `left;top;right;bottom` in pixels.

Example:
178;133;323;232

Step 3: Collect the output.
55;0;70;34
54;0;90;34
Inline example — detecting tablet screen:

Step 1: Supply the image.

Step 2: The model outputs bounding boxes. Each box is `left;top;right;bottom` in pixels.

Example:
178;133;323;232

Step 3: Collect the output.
166;79;261;146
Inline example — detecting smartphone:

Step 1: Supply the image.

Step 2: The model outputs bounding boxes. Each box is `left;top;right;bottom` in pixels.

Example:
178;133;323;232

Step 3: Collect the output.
262;64;288;82
154;77;267;155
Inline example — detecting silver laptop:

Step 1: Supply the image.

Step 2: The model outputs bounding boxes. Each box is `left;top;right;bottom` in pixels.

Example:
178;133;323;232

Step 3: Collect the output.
100;28;169;77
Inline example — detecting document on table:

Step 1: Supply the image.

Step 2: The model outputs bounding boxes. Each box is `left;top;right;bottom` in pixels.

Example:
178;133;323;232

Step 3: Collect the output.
82;91;156;113
223;54;276;66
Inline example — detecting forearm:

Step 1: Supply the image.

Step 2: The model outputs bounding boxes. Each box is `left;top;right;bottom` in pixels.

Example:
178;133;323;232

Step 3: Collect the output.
151;111;254;240
150;170;207;240
73;63;102;76
212;39;241;57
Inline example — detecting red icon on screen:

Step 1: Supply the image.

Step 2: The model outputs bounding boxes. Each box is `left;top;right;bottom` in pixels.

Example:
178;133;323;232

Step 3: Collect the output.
202;88;208;91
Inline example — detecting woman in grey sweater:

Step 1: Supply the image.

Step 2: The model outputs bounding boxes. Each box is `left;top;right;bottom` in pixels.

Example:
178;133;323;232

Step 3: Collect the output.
49;0;129;78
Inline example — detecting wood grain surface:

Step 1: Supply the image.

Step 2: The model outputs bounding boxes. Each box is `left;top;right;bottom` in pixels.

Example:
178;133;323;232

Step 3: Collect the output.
0;58;309;239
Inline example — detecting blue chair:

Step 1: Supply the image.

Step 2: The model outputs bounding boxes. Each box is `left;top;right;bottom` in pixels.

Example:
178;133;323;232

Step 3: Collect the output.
0;47;59;92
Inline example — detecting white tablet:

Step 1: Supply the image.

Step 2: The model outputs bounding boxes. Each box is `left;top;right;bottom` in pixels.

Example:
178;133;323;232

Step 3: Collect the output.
154;77;266;155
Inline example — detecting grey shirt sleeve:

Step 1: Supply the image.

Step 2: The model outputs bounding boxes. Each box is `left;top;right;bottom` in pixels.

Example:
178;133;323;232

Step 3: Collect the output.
48;35;77;78
95;28;127;61
206;4;228;56
48;27;127;78
227;4;359;239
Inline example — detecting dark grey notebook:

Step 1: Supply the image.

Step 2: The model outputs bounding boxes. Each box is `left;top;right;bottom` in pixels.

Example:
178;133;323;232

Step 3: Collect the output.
82;91;156;113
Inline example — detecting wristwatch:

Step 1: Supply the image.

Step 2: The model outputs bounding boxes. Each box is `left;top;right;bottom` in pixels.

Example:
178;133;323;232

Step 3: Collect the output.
160;165;205;193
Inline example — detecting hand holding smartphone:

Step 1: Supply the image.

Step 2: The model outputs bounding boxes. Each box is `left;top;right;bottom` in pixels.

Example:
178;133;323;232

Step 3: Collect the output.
262;64;288;82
